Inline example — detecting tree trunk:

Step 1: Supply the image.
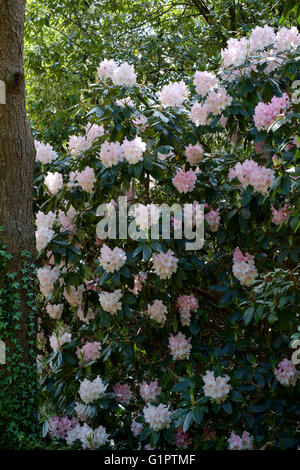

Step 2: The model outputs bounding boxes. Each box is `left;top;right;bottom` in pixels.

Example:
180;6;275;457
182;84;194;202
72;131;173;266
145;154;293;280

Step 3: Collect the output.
0;0;35;352
0;0;37;446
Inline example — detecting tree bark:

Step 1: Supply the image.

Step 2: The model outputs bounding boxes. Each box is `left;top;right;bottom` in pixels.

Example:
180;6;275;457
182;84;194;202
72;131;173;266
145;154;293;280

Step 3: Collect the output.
0;0;35;361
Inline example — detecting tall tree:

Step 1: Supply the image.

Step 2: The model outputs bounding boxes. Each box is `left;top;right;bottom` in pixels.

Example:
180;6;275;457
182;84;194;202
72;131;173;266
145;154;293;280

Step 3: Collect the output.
0;0;37;447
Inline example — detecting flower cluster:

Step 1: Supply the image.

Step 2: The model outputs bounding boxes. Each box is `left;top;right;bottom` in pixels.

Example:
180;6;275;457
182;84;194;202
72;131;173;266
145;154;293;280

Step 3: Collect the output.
99;244;127;273
70;166;97;193
152;250;178;280
44;171;63;195
176;294;198;326
232;247;258;286
99;289;123;314
122;136;146;164
76;341;102;364
99;141;123;168
204;205;221;232
271;204;289;225
143;404;172;431
35;140;58;164
66;423;109;449
49;416;78;440
172;167;197;193
274;359;299;387
202;370;231;403
168;332;192;360
159;81;189;108
184;143;204;166
228;431;254;450
113;383;133;404
254;94;290;131
228;159;275;195
146;300;168;325
140;379;162;402
193;71;218;96
79;376;108;403
191;87;232;126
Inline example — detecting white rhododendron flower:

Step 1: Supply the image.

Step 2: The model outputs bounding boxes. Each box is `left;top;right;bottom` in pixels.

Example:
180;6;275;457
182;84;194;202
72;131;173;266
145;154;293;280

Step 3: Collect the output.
99;244;126;273
146;300;168;325
122;136;146;165
79;376;108;403
46;303;63;320
99;141;123;168
152;250;178;279
202;370;231;403
99;289;123;314
35;140;58;164
143;403;172;431
44;171;63;195
112;62;136;86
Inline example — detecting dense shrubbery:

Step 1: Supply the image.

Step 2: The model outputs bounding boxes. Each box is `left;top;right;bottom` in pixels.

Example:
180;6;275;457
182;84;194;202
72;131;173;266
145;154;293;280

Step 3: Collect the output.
35;25;300;450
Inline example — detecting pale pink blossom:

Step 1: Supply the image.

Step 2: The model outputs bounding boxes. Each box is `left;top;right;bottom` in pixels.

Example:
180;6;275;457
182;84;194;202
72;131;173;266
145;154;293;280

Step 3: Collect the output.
152;250;178;280
232;247;258;286
169;332;192;360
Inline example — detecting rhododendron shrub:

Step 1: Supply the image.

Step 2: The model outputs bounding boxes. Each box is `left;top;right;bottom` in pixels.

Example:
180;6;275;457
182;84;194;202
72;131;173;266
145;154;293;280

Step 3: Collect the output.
35;30;300;450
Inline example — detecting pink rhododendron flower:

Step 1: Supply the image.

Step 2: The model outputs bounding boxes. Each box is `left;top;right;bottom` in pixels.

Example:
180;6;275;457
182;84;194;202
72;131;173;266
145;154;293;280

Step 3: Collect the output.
140;379;162;402
122;136;146;164
228;159;275;195
193;71;218;96
97;59;117;80
221;37;249;68
35;140;58;164
204;205;221;232
175;427;192;449
67;135;91;158
253;94;289;131
274;358;299;387
113;382;133;404
99;289;122;314
79;376;108;403
46;303;63;320
275;26;300;52
185;143;204;165
99;244;127;273
37;265;60;297
168;332;192;360
249;25;275;52
99;141;123;168
152;250;178;279
76;341;101;364
177;294;198;326
232;247;258;286
63;284;85;307
131;416;143;437
271;204;290;225
172;167;197;193
49;416;78;440
85;123;105;143
112;62;136;87
228;430;254;450
71;166;96;193
159;80;189;108
146;299;168;325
